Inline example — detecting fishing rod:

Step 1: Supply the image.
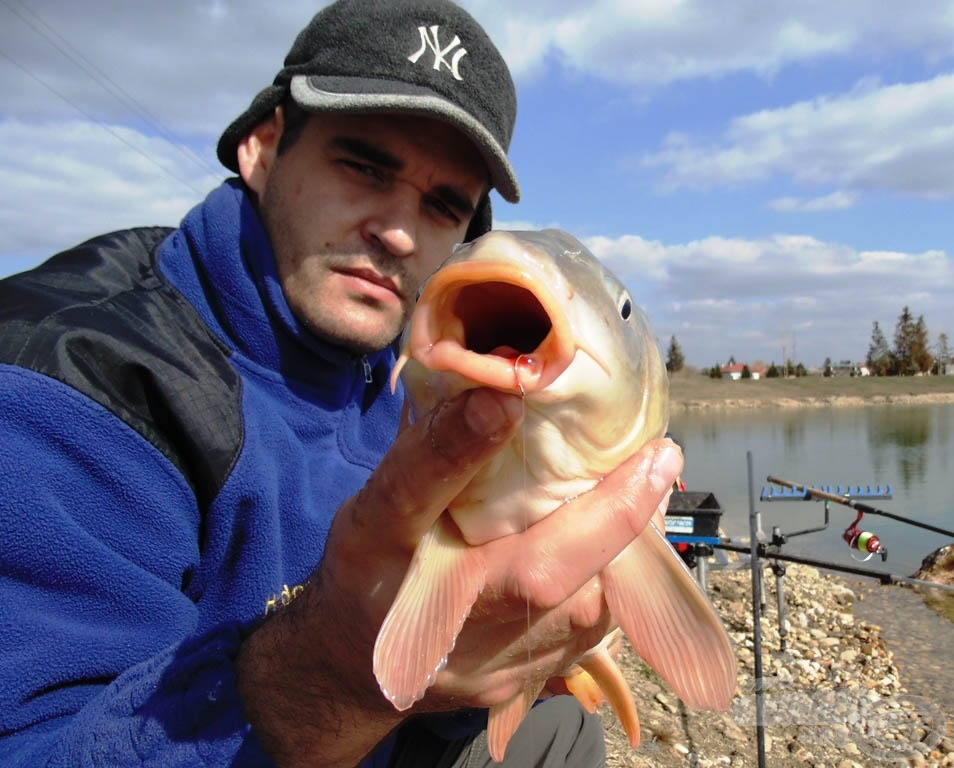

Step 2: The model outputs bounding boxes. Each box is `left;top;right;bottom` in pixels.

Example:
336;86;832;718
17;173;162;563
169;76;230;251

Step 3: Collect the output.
766;476;954;539
715;541;954;594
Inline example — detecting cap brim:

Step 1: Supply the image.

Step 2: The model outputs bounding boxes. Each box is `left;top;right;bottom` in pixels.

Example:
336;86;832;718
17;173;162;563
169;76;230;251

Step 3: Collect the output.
291;75;519;203
217;84;287;174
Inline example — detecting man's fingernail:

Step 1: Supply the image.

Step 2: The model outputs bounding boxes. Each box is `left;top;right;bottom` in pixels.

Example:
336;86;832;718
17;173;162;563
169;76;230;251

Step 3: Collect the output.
465;390;522;439
650;443;684;488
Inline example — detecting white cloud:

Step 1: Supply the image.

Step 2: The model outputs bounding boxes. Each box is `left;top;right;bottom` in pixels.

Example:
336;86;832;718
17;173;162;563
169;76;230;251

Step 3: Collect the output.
0;119;220;263
642;73;954;199
579;232;952;366
0;1;319;137
768;191;856;212
4;0;953;138
471;0;954;86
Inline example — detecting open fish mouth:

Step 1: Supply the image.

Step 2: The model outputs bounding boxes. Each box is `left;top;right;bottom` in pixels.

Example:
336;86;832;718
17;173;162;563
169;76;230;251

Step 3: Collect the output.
449;280;552;358
392;253;606;394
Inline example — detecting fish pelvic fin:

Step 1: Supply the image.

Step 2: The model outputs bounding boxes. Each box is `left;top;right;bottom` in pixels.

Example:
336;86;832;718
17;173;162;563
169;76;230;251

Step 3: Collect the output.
487;684;541;763
571;639;641;748
373;514;486;710
562;668;603;714
603;516;737;712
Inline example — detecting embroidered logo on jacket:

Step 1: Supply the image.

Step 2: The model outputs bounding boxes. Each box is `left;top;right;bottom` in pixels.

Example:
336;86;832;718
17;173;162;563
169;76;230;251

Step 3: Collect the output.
408;25;467;80
264;583;304;616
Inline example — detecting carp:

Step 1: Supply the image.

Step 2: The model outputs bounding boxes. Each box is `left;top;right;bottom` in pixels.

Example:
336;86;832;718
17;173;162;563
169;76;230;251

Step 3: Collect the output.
374;229;736;760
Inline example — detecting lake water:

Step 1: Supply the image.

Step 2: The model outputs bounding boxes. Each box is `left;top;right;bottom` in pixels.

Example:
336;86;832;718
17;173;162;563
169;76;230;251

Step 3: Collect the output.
668;402;954;578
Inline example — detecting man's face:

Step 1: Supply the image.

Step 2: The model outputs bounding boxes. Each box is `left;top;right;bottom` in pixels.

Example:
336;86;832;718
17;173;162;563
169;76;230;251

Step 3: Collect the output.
252;111;488;354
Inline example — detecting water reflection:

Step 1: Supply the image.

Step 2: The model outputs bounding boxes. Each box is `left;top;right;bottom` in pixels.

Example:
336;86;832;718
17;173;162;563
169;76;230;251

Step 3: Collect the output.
867;407;931;489
779;414;806;458
669;404;954;576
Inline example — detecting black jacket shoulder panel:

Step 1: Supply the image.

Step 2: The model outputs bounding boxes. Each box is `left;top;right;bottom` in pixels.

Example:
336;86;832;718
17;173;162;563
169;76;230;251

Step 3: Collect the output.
0;227;243;508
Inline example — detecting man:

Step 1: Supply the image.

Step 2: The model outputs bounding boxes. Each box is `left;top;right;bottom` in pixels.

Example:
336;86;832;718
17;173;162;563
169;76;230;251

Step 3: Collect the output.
0;1;682;766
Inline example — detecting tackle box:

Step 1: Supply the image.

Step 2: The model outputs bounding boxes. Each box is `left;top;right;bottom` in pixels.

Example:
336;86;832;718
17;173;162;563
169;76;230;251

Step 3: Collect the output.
664;491;723;545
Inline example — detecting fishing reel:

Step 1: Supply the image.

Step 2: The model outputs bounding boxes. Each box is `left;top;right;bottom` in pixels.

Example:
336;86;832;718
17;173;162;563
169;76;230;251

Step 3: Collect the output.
843;510;887;562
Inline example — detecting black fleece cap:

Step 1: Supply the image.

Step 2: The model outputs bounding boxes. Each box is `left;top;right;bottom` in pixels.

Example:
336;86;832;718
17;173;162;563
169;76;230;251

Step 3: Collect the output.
217;0;519;203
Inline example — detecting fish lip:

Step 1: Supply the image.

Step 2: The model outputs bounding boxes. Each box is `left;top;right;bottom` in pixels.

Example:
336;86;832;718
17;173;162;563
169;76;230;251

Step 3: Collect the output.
398;259;577;394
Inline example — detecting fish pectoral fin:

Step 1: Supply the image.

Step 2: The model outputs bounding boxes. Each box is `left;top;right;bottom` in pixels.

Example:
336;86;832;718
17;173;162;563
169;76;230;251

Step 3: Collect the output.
602;519;737;712
487;684;541;763
373;515;486;710
571;638;641;748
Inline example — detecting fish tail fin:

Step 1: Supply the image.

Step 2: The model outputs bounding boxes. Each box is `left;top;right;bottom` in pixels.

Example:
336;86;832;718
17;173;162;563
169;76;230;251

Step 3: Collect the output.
603;515;737;712
373;515;486;709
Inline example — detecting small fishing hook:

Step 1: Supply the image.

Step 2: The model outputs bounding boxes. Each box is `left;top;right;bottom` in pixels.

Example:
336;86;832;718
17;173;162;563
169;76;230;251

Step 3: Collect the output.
513;354;534;397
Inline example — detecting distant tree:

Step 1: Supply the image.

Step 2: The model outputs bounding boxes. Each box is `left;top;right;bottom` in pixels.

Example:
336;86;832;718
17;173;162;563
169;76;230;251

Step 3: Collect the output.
795;363;807;377
709;363;723;379
741;364;752;379
665;335;685;373
766;362;780;378
867;321;891;376
937;333;951;375
892;306;917;375
911;316;932;373
823;357;833;377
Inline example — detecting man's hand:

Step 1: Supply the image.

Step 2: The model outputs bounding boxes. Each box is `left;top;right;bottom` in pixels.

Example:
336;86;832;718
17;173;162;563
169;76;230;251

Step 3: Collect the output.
237;388;682;768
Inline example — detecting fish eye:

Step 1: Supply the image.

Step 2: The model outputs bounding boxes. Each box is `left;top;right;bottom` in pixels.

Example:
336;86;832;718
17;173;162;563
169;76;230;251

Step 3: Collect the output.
619;294;633;320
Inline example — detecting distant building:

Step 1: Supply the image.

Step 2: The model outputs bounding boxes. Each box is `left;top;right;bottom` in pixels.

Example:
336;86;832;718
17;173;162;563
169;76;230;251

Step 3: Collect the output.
832;362;869;377
721;363;763;381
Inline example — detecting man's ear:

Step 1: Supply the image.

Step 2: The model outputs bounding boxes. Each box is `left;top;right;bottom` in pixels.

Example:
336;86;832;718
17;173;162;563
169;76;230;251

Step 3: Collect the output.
237;106;285;198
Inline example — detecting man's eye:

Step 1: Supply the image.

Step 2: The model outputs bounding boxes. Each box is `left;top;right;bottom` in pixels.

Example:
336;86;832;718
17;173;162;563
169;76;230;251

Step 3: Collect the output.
426;197;461;224
342;160;384;182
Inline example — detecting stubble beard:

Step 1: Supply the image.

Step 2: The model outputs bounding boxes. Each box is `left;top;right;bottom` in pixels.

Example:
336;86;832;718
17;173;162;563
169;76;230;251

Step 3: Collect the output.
285;248;415;355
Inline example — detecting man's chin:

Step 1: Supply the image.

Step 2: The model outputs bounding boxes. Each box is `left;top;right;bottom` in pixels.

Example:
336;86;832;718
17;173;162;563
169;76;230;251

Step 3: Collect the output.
314;321;402;357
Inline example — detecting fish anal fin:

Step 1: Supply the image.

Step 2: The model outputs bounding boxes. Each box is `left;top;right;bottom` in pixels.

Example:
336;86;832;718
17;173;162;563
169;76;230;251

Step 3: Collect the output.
603;520;737;712
572;639;641;748
373;515;486;710
487;685;541;763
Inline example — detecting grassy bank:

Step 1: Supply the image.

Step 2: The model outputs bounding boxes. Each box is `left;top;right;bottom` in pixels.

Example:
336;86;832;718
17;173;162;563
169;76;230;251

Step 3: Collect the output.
668;371;954;410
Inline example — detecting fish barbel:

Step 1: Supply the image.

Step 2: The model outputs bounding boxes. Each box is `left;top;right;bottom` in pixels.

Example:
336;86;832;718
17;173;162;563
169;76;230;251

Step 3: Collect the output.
374;230;736;760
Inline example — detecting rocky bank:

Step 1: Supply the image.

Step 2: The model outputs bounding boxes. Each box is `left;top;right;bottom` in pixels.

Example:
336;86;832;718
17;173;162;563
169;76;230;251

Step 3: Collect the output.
600;562;953;767
912;544;954;624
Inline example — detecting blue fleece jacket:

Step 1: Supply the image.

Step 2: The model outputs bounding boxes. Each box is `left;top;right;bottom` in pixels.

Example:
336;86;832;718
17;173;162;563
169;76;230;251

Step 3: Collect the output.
0;181;406;766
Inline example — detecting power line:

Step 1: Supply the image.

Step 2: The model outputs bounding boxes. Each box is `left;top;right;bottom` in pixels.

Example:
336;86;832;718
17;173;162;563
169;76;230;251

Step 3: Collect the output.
0;46;209;197
0;0;224;187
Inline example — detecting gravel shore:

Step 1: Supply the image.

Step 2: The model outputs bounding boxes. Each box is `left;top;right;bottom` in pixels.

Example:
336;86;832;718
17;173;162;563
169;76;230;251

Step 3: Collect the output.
601;562;953;767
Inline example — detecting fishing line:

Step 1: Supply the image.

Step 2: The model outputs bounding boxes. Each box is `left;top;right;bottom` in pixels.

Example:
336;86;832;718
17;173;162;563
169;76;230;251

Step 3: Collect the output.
514;353;535;761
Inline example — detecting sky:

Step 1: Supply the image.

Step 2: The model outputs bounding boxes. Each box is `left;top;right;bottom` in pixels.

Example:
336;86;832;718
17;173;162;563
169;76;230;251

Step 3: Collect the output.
1;0;952;368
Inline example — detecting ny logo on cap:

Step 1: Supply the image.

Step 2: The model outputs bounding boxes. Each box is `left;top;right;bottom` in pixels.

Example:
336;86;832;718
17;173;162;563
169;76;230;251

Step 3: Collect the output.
408;25;467;81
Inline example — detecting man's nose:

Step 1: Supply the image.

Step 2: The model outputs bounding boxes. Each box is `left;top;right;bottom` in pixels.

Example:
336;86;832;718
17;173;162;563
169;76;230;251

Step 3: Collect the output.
364;187;418;259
